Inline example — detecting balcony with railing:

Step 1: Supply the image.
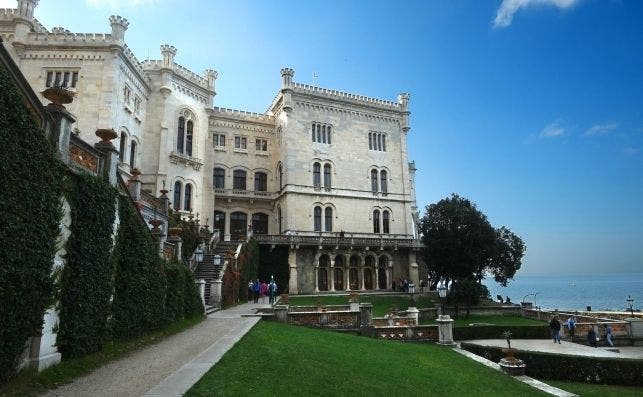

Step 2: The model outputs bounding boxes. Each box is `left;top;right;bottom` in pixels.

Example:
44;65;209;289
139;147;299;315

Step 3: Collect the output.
253;233;422;250
214;188;277;200
169;150;203;171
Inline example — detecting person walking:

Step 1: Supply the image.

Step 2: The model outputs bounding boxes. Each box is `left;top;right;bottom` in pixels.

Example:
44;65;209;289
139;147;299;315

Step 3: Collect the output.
605;324;614;347
566;316;576;341
549;316;561;344
247;280;254;303
260;280;268;304
252;278;260;303
268;280;277;304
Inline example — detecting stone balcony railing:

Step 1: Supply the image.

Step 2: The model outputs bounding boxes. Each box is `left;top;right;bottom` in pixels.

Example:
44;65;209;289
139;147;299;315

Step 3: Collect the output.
253;233;423;249
169;150;203;171
214;188;276;200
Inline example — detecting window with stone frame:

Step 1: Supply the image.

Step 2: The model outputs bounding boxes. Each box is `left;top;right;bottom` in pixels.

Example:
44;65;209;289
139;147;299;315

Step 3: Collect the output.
383;210;390;234
325;207;333;232
233;169;247;190
119;131;127;162
213;167;225;188
129;140;137;168
45;70;79;88
373;209;380;234
184;183;192;211
368;132;387;152
173;181;182;210
123;85;131;105
323;164;332;189
254;172;267;192
314;206;322;232
313;162;321;187
255;138;268;153
177;110;196;156
133;96;141;113
234;135;248;150
213;133;226;148
311;122;332;144
371;169;379;193
380;170;388;194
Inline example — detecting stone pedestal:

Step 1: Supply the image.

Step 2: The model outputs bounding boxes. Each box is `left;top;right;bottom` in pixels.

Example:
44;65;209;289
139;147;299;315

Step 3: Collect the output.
436;315;455;345
196;279;206;311
499;356;526;376
359;303;373;328
627;318;643;338
407;307;419;325
274;305;289;323
211;279;222;308
349;301;360;312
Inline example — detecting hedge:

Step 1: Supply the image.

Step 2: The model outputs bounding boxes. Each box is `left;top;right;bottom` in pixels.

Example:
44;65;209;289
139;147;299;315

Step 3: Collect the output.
0;63;64;383
460;342;643;386
454;325;549;340
164;260;204;323
112;196;167;339
57;173;117;358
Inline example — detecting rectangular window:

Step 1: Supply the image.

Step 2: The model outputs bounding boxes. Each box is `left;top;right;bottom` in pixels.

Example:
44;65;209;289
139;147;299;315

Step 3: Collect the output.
234;136;247;149
255;139;268;152
123;85;131;104
45;70;79;88
311;122;332;144
213;133;226;147
134;96;141;113
369;132;387;152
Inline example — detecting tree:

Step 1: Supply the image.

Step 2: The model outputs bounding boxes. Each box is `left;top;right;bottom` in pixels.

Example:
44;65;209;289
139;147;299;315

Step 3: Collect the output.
450;277;490;318
419;194;525;288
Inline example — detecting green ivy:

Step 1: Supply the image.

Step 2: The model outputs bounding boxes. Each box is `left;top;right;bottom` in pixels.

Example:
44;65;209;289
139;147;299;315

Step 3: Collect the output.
112;196;167;339
238;239;259;301
57;172;117;358
0;63;64;383
164;260;202;322
168;209;200;261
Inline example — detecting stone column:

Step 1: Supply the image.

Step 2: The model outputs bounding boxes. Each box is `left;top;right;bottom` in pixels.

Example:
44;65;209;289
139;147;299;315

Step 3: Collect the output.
387;265;393;290
329;258;335;292
196;279;206;312
94;129;119;186
408;251;419;286
211;279;222;308
359;303;373;328
436;315;455;345
224;214;231;241
274;304;289;323
288;248;298;294
375;266;380;290
407;307;419;326
314;266;319;293
44;103;75;165
360;267;365;291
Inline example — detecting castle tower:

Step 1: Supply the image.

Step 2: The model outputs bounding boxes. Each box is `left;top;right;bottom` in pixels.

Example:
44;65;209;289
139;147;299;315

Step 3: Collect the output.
398;92;411;132
12;0;38;50
16;0;37;20
280;68;294;111
160;44;177;69
204;69;218;90
109;15;129;42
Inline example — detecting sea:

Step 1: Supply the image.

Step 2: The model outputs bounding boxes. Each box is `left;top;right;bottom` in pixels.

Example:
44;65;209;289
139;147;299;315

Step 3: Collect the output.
484;272;643;312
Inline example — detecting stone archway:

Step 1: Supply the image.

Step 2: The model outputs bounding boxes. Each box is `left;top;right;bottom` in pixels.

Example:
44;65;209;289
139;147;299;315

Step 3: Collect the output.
318;255;329;292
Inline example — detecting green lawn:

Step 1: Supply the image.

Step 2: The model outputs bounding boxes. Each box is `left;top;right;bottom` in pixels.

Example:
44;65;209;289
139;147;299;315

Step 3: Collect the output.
186;321;548;397
286;294;436;317
421;314;546;327
0;315;204;397
547;381;643;397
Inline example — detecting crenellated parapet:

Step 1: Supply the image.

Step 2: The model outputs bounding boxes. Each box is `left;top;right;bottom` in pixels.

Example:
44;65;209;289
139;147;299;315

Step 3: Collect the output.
291;82;401;110
210;106;274;123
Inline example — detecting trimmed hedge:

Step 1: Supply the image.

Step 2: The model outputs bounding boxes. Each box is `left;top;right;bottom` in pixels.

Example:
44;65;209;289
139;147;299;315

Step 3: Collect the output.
0;63;64;383
164;260;203;323
460;342;643;386
454;325;549;340
57;173;117;358
112;196;167;339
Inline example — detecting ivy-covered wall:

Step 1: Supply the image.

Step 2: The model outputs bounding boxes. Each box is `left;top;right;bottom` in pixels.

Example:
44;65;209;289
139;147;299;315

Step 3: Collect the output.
112;196;167;339
57;173;117;358
0;63;64;383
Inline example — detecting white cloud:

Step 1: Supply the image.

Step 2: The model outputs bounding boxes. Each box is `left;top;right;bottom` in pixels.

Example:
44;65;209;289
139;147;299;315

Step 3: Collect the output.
493;0;580;28
584;123;618;136
539;122;565;138
85;0;158;10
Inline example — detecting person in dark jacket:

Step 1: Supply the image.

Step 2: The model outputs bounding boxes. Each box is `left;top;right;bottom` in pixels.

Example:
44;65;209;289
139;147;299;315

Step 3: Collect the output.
549;316;561;344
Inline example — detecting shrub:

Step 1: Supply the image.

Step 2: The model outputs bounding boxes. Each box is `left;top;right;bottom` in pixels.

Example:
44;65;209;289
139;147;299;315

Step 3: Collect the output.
460;343;643;386
164;260;203;321
0;63;64;383
57;173;117;358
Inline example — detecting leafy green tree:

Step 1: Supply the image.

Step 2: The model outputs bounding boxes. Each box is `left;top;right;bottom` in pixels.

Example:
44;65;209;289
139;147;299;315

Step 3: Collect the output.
419;194;525;289
450;277;490;318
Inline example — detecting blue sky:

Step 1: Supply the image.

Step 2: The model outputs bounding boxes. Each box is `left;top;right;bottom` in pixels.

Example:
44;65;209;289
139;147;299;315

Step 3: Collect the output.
5;0;642;275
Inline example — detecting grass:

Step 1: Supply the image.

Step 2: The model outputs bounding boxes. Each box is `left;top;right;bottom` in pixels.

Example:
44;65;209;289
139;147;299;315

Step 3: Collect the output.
0;314;204;397
547;380;643;397
287;294;437;317
421;314;546;327
186;321;548;397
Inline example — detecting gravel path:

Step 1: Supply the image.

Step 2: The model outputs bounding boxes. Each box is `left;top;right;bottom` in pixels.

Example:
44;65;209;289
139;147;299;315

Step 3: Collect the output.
43;303;268;397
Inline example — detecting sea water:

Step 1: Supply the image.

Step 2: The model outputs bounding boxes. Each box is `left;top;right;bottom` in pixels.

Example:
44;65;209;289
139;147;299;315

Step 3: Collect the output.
484;272;643;312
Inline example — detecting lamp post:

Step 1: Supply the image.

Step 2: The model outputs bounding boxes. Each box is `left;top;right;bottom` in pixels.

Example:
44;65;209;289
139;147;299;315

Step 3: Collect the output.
438;283;447;315
408;283;415;306
627;296;634;317
194;245;204;264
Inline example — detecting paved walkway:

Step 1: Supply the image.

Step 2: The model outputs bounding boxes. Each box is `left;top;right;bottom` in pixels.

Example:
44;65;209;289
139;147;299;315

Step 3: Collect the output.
464;339;643;359
43;302;270;397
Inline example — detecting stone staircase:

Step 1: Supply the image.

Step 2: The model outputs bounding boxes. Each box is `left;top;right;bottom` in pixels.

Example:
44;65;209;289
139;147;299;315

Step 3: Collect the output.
194;240;241;303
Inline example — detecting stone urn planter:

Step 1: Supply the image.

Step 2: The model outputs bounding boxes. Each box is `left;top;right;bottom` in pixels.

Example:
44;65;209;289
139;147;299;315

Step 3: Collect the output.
499;348;526;376
41;86;75;106
168;227;183;237
95;128;118;142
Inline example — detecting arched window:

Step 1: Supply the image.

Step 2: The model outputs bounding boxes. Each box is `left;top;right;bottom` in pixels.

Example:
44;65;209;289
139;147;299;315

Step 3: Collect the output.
368;132;372;150
325;207;333;232
278;206;282;234
186;120;193;156
377;134;382;151
314;206;322;232
119;132;127;162
321;125;326;143
177;116;185;153
383;210;390;234
278;163;283;190
233;170;247;190
311;124;316;142
318;255;329;291
254;172;267;192
213;168;225;188
323;164;331;188
378;256;388;290
371;169;378;193
184;183;192;211
382;135;386;151
213;211;225;234
252;213;268;235
129;141;137;168
373;209;380;234
317;124;321;143
230;212;247;240
173;181;181;210
313;162;321;187
380;170;388;194
327;126;332;144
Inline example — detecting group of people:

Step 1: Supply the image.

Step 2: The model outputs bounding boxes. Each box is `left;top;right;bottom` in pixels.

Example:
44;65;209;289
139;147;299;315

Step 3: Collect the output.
549;315;614;347
392;278;411;292
247;277;278;304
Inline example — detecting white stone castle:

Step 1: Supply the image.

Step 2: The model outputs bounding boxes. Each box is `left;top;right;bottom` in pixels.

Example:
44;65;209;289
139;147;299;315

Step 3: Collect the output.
1;0;423;294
